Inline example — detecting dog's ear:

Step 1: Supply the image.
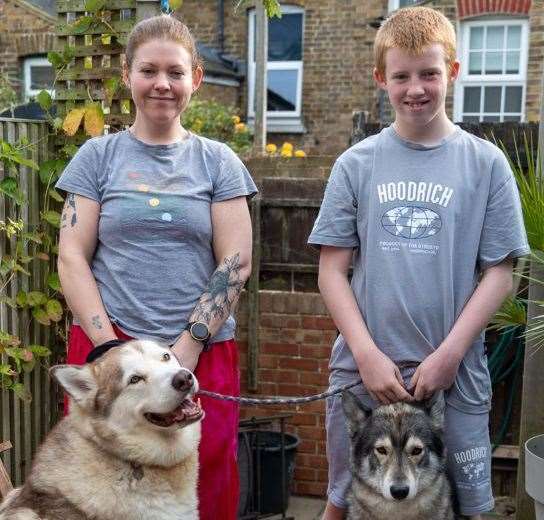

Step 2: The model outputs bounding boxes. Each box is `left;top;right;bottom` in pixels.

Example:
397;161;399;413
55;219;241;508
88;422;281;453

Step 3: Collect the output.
342;391;372;435
50;365;97;405
423;392;445;431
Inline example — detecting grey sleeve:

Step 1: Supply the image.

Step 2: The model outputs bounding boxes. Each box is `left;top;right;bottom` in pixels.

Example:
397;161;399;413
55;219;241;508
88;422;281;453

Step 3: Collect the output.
308;159;359;248
478;154;530;269
55;140;101;202
212;144;258;202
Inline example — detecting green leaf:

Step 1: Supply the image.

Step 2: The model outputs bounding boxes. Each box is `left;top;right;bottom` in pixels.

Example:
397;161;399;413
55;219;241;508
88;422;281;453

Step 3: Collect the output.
22;231;42;244
27;291;48;306
0;364;16;377
22;359;36;373
39;159;64;185
41;210;61;228
29;345;51;357
32;307;51;326
169;0;183;10
71;15;94;34
36;90;52;111
5;347;25;360
0;330;20;347
48;188;64;202
62;44;75;63
11;382;31;402
16;291;27;307
0;296;16;309
103;77;119;107
47;272;61;291
84;0;106;12
46;299;63;322
0;177;25;205
47;51;64;69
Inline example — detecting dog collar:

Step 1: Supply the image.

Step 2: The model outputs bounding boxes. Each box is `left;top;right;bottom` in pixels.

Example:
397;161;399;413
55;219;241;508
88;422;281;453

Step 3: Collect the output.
86;339;127;363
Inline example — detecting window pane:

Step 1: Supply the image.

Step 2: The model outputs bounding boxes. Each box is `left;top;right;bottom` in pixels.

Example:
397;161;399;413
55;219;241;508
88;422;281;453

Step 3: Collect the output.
504;115;521;121
267;69;298;111
505;51;520;74
469;52;482;74
399;0;419;6
269;13;303;61
484;86;501;112
463;115;480;123
30;66;54;90
483;115;500;122
507;25;521;49
485;51;502;74
504;86;522;112
463;86;481;112
470;26;484;50
486;26;504;50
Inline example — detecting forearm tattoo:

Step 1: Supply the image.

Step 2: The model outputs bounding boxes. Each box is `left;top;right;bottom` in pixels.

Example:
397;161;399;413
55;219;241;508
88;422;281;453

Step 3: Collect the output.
91;315;103;330
191;253;245;323
61;193;77;228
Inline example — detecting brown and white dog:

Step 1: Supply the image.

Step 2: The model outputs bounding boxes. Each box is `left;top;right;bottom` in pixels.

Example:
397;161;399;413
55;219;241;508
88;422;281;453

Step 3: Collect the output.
0;340;203;520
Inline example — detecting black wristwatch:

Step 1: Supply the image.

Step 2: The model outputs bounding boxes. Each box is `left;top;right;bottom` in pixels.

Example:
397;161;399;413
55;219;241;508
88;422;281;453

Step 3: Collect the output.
184;321;211;351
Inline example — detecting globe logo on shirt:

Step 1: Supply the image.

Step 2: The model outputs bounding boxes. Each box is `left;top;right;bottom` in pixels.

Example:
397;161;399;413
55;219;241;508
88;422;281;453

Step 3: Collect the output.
381;206;442;239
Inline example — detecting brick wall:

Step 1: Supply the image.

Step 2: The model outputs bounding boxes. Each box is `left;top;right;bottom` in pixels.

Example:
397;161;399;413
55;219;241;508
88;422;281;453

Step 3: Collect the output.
526;0;544;122
0;0;55;97
236;291;335;496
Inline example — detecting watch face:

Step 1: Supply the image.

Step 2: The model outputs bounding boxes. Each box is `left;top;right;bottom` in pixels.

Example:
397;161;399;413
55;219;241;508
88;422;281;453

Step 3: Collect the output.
191;322;209;341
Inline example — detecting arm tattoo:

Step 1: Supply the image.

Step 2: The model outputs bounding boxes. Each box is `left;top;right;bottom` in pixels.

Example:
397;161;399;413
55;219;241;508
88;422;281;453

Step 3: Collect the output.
61;193;77;229
91;315;103;329
191;253;245;323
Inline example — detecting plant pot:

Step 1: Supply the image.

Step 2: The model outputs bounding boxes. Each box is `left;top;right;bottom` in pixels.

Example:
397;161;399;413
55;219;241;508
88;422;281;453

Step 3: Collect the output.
525;434;544;519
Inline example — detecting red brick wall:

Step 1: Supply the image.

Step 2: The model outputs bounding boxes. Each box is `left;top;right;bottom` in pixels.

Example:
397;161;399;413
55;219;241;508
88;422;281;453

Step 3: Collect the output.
236;291;335;496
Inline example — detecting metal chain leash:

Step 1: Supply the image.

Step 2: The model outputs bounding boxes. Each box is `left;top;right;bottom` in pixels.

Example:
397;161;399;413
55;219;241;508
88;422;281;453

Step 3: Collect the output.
198;379;361;406
197;361;420;406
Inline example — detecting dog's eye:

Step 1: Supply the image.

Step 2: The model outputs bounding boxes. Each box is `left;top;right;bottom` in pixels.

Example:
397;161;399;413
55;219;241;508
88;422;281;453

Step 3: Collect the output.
128;375;143;385
162;353;170;361
410;447;423;456
375;446;388;455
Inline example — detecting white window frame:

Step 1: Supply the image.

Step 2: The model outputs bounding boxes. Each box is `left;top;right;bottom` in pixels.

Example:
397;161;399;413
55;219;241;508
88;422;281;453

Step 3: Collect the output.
247;4;304;121
388;0;423;12
453;19;529;122
23;56;54;100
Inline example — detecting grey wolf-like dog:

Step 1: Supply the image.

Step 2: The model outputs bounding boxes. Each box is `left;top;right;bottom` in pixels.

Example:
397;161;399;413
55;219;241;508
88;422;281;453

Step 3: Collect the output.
342;391;455;520
0;340;203;520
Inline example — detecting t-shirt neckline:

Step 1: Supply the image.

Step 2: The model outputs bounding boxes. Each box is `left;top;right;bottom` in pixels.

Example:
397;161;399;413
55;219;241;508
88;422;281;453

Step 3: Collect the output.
387;124;461;151
124;128;195;152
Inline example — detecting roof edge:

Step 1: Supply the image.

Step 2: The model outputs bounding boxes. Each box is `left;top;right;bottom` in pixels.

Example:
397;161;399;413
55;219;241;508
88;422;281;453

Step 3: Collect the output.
12;0;56;23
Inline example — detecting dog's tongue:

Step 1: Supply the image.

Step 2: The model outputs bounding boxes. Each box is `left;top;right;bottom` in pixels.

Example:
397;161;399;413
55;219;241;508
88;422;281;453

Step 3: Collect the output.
171;398;202;423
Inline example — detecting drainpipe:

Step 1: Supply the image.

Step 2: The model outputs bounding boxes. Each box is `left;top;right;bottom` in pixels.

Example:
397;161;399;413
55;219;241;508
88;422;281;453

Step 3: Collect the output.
217;0;225;55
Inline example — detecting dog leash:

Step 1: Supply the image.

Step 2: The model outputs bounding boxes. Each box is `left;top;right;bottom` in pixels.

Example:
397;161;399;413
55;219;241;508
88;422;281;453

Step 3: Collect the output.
197;380;361;406
197;361;420;406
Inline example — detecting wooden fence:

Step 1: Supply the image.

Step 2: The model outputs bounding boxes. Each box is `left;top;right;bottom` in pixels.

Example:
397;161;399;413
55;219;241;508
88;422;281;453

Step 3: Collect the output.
0;118;59;486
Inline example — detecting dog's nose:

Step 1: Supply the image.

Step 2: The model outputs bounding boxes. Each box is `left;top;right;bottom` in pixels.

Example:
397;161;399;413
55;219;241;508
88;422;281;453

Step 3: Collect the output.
171;370;194;392
390;485;409;500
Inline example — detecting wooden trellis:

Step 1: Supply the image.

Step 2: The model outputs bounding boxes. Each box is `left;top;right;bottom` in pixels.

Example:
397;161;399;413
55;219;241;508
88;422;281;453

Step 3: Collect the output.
54;0;139;134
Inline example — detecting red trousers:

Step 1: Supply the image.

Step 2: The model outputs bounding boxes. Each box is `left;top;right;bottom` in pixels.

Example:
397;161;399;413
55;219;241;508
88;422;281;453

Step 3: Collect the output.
64;325;240;520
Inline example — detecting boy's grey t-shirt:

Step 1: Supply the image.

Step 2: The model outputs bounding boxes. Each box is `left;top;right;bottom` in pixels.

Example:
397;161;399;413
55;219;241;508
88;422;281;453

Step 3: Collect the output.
308;125;529;413
56;130;257;345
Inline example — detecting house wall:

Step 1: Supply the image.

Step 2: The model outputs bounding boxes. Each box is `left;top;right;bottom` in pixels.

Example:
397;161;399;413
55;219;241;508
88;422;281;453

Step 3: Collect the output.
0;0;55;97
179;0;542;155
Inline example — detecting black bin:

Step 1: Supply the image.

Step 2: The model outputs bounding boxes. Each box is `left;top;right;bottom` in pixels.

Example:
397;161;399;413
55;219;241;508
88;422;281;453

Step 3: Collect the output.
238;430;300;516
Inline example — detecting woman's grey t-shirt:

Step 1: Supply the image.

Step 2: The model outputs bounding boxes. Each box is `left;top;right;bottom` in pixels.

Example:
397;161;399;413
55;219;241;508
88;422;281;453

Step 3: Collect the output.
308;125;529;413
56;130;257;345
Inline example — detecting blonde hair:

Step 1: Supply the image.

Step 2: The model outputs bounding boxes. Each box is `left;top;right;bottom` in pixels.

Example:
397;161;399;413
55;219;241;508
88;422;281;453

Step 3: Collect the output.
125;14;202;71
374;7;456;75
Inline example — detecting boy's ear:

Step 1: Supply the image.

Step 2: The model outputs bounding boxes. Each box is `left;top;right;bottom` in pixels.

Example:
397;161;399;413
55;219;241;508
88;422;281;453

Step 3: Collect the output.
122;64;130;89
373;67;387;89
449;60;460;83
192;65;204;93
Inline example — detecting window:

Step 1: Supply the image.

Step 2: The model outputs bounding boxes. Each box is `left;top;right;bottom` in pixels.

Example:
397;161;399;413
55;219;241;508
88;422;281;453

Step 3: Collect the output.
248;5;304;131
388;0;421;12
454;20;529;122
23;57;54;99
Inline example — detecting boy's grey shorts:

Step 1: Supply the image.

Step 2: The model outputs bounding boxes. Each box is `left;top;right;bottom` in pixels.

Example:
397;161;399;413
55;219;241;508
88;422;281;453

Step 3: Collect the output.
326;372;494;516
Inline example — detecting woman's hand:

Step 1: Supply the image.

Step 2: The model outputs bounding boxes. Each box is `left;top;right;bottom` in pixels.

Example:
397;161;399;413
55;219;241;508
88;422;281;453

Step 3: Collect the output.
170;333;204;372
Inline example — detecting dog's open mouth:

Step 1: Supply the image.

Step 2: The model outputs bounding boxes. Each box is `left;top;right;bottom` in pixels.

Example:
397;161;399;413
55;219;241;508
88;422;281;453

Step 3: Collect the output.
144;398;204;428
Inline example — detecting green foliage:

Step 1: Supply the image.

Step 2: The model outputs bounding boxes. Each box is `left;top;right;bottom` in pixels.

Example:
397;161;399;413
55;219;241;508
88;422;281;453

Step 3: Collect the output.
182;100;252;155
0;74;17;113
0;138;67;400
235;0;282;18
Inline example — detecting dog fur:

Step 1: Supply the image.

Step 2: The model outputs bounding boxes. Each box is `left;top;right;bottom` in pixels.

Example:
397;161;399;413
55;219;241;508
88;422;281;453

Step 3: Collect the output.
342;391;455;520
0;340;203;520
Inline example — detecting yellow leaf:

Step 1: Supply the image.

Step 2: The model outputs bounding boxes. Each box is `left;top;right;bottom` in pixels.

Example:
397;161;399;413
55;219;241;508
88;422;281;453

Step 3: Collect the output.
62;108;86;136
294;150;306;157
84;103;105;137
